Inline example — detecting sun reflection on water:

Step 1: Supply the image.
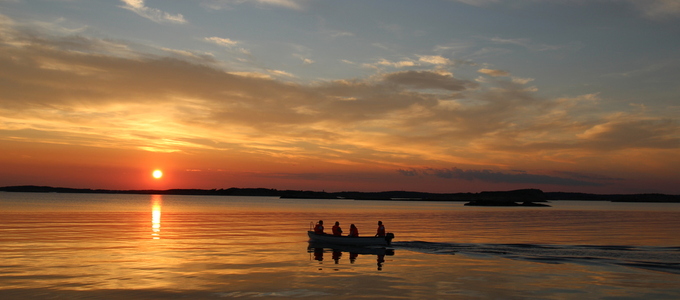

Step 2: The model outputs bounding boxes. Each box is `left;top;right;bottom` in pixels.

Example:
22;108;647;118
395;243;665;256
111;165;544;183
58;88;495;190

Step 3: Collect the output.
151;195;162;239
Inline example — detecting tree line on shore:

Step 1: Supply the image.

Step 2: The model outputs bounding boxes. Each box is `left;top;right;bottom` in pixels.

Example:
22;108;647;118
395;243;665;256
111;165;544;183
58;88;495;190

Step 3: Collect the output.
1;185;678;203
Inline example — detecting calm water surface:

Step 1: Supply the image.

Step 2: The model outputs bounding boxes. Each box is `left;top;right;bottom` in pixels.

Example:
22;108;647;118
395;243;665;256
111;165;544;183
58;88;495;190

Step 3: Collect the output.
1;192;679;299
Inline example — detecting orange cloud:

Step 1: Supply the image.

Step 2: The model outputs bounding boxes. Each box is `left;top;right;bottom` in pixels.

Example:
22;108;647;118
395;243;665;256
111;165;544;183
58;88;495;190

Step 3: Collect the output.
478;68;509;77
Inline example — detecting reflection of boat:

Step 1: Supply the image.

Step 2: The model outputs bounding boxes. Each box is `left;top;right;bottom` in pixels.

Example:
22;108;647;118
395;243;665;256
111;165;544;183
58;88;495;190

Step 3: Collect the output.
307;242;395;256
307;242;394;270
307;231;394;246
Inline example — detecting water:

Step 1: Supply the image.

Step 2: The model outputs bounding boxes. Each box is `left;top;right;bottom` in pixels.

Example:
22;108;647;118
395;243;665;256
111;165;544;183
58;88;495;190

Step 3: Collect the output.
1;192;679;299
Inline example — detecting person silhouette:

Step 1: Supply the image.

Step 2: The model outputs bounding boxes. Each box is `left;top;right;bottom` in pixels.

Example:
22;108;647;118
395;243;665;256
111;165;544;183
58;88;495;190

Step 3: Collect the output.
332;250;342;264
332;221;343;236
377;254;385;270
349;224;359;237
314;220;325;234
375;221;385;237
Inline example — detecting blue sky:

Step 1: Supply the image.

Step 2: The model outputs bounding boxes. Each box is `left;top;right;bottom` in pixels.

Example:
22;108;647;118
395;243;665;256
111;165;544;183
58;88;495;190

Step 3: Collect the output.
0;0;678;193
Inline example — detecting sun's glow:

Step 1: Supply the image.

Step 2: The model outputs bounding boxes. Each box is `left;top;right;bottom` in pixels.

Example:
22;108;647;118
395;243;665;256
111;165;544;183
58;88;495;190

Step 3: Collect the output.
151;195;162;239
152;170;163;179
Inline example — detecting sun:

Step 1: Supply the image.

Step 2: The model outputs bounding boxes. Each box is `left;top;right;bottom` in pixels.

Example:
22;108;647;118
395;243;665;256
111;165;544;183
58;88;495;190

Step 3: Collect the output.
152;170;163;179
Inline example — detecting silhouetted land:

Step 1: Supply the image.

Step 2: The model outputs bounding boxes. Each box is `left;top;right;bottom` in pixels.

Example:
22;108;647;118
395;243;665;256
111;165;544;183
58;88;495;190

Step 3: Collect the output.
1;185;678;204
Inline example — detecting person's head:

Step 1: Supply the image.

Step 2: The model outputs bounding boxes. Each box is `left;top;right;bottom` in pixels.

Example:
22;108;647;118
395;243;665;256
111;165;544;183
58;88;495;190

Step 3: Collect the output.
351;224;356;228
318;220;323;224
335;221;340;225
378;221;383;225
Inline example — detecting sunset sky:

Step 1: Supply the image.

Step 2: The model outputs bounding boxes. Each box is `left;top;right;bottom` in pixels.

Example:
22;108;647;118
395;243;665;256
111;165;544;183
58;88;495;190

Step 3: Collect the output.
1;0;679;194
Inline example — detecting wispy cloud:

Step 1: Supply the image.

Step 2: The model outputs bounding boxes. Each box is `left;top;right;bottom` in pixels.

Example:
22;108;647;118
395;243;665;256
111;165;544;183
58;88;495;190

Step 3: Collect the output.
161;47;216;62
268;69;296;78
364;55;453;70
554;171;624;182
374;58;416;68
478;68;509;77
452;0;680;20
202;0;305;10
294;54;314;64
450;0;501;7
488;37;578;52
328;30;354;38
631;0;680;19
577;117;680;150
205;36;239;47
417;55;451;65
254;0;304;10
511;77;534;85
398;167;605;186
384;70;478;91
120;0;187;24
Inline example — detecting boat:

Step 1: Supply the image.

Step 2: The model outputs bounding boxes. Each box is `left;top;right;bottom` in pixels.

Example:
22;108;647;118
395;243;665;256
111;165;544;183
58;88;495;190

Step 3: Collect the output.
307;231;394;246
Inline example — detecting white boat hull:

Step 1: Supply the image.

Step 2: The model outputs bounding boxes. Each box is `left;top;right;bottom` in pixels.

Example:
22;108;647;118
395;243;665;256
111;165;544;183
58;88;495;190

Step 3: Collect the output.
307;231;394;246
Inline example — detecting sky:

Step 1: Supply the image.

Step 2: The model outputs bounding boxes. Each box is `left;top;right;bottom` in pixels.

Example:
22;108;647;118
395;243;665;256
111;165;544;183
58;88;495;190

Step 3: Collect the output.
0;0;679;194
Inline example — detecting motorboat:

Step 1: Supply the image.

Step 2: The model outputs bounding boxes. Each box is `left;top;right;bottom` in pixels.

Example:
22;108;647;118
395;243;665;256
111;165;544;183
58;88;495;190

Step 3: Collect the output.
307;231;394;246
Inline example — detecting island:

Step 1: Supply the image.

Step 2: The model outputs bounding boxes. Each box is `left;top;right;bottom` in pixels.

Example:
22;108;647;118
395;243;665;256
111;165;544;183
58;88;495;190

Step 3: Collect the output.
463;189;551;206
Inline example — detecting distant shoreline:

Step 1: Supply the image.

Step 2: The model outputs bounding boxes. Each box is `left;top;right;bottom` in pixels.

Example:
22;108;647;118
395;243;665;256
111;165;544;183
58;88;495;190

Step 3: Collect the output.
1;185;679;203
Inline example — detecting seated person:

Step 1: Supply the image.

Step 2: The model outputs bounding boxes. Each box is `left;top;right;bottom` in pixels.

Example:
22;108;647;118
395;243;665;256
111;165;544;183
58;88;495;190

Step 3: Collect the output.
375;221;385;237
349;224;359;237
332;221;343;236
314;220;325;234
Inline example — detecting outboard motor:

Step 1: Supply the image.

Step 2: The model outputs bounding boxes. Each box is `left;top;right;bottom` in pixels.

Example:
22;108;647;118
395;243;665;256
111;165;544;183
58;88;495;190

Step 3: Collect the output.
385;232;395;246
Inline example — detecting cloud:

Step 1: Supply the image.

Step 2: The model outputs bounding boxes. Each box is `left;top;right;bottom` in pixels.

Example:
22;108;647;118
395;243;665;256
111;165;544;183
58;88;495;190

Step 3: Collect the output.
328;30;354;38
161;48;217;63
205;36;239;47
554;171;624;182
488;37;579;52
399;167;604;186
397;169;419;177
254;0;304;10
627;0;680;19
203;0;304;10
268;69;296;78
120;0;187;24
375;58;416;68
511;77;534;84
294;54;314;64
451;0;501;7
257;0;302;9
452;0;680;20
577;118;680;150
478;68;509;77
368;55;452;69
383;70;478;91
417;55;451;65
228;71;272;79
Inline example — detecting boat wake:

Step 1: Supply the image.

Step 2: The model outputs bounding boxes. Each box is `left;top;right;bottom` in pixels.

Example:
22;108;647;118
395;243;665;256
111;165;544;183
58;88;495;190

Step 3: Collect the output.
392;241;680;275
